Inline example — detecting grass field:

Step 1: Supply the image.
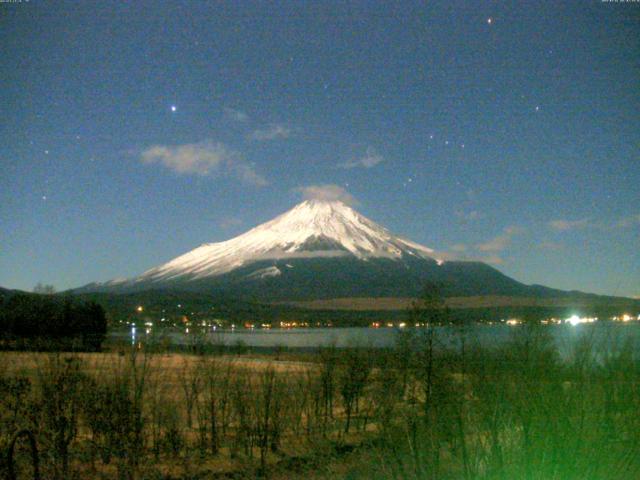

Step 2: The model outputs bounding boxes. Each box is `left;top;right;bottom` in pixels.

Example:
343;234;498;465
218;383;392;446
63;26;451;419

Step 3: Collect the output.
1;323;639;479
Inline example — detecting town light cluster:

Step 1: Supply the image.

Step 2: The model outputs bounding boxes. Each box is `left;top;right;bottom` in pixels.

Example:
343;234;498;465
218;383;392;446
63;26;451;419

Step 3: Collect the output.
565;315;597;326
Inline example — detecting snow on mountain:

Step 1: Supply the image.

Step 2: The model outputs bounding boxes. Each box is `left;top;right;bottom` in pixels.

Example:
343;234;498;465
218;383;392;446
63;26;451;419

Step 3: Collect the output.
134;199;439;284
245;266;282;280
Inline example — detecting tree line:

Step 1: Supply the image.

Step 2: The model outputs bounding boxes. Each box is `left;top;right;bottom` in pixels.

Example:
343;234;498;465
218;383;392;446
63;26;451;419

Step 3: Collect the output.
0;293;107;351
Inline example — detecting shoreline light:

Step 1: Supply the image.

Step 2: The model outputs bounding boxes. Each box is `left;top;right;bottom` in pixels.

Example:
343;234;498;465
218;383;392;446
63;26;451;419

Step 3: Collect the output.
565;315;597;326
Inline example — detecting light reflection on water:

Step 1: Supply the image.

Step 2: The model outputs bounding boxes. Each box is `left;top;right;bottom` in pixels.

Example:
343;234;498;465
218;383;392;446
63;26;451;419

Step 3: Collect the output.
118;323;640;358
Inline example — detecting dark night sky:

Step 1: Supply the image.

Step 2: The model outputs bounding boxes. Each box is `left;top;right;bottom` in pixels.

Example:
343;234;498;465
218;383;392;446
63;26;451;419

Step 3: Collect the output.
1;1;638;297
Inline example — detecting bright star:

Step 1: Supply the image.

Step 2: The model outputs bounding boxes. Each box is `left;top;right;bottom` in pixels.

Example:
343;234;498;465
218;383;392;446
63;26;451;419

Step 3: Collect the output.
171;105;177;112
487;18;493;25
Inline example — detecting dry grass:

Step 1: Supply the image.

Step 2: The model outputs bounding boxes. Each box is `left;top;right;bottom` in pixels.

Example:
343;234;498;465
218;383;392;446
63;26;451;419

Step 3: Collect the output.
1;351;315;376
2;329;639;479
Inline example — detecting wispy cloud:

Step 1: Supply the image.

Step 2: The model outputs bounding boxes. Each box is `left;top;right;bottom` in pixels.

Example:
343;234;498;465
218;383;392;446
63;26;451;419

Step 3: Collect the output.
455;210;481;221
539;241;564;250
548;219;589;231
339;147;384;169
504;225;524;235
219;217;243;229
444;251;505;265
616;213;640;228
140;140;267;186
476;226;523;252
224;108;249;123
481;255;505;265
233;162;269;186
295;184;358;206
476;235;510;252
548;214;639;231
248;124;291;141
450;244;468;252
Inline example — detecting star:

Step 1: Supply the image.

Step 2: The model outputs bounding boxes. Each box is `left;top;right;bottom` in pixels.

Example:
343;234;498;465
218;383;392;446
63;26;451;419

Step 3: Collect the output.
42;195;47;201
535;105;540;111
445;140;449;145
44;150;49;155
487;17;493;25
170;105;177;112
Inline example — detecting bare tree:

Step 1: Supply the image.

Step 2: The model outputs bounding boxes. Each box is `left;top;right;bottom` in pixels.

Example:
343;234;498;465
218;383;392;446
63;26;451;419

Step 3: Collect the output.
339;348;371;433
38;355;83;480
179;360;202;429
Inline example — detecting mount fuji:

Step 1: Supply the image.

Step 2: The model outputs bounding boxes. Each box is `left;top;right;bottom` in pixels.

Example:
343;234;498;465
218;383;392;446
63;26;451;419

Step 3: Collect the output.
138;199;441;282
78;199;569;301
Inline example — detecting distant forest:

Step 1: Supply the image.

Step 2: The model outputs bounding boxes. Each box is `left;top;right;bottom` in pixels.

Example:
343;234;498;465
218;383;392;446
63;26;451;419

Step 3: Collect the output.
0;292;107;351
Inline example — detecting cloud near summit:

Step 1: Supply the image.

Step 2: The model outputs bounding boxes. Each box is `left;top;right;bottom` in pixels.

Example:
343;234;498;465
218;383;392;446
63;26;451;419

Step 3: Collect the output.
248;124;291;141
548;219;589;231
295;184;358;206
224;108;249;123
475;226;523;252
339;147;384;169
140;140;267;186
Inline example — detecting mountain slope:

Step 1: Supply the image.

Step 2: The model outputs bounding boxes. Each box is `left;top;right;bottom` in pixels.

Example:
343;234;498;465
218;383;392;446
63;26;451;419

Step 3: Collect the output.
76;199;626;304
135;199;439;284
152;256;538;301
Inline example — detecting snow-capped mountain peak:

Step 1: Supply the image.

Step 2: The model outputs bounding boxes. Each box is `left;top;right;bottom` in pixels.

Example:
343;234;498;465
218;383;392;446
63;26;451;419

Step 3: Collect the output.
136;199;438;283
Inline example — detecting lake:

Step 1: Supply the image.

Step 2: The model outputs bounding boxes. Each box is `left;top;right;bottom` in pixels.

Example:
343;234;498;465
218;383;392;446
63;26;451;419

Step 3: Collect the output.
118;322;640;358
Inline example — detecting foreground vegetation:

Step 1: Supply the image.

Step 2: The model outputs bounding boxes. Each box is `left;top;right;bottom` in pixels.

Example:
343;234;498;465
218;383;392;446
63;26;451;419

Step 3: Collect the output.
1;320;638;480
0;293;107;351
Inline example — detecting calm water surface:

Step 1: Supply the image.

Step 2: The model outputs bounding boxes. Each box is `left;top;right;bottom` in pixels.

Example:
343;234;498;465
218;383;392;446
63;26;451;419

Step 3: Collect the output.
122;323;640;358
